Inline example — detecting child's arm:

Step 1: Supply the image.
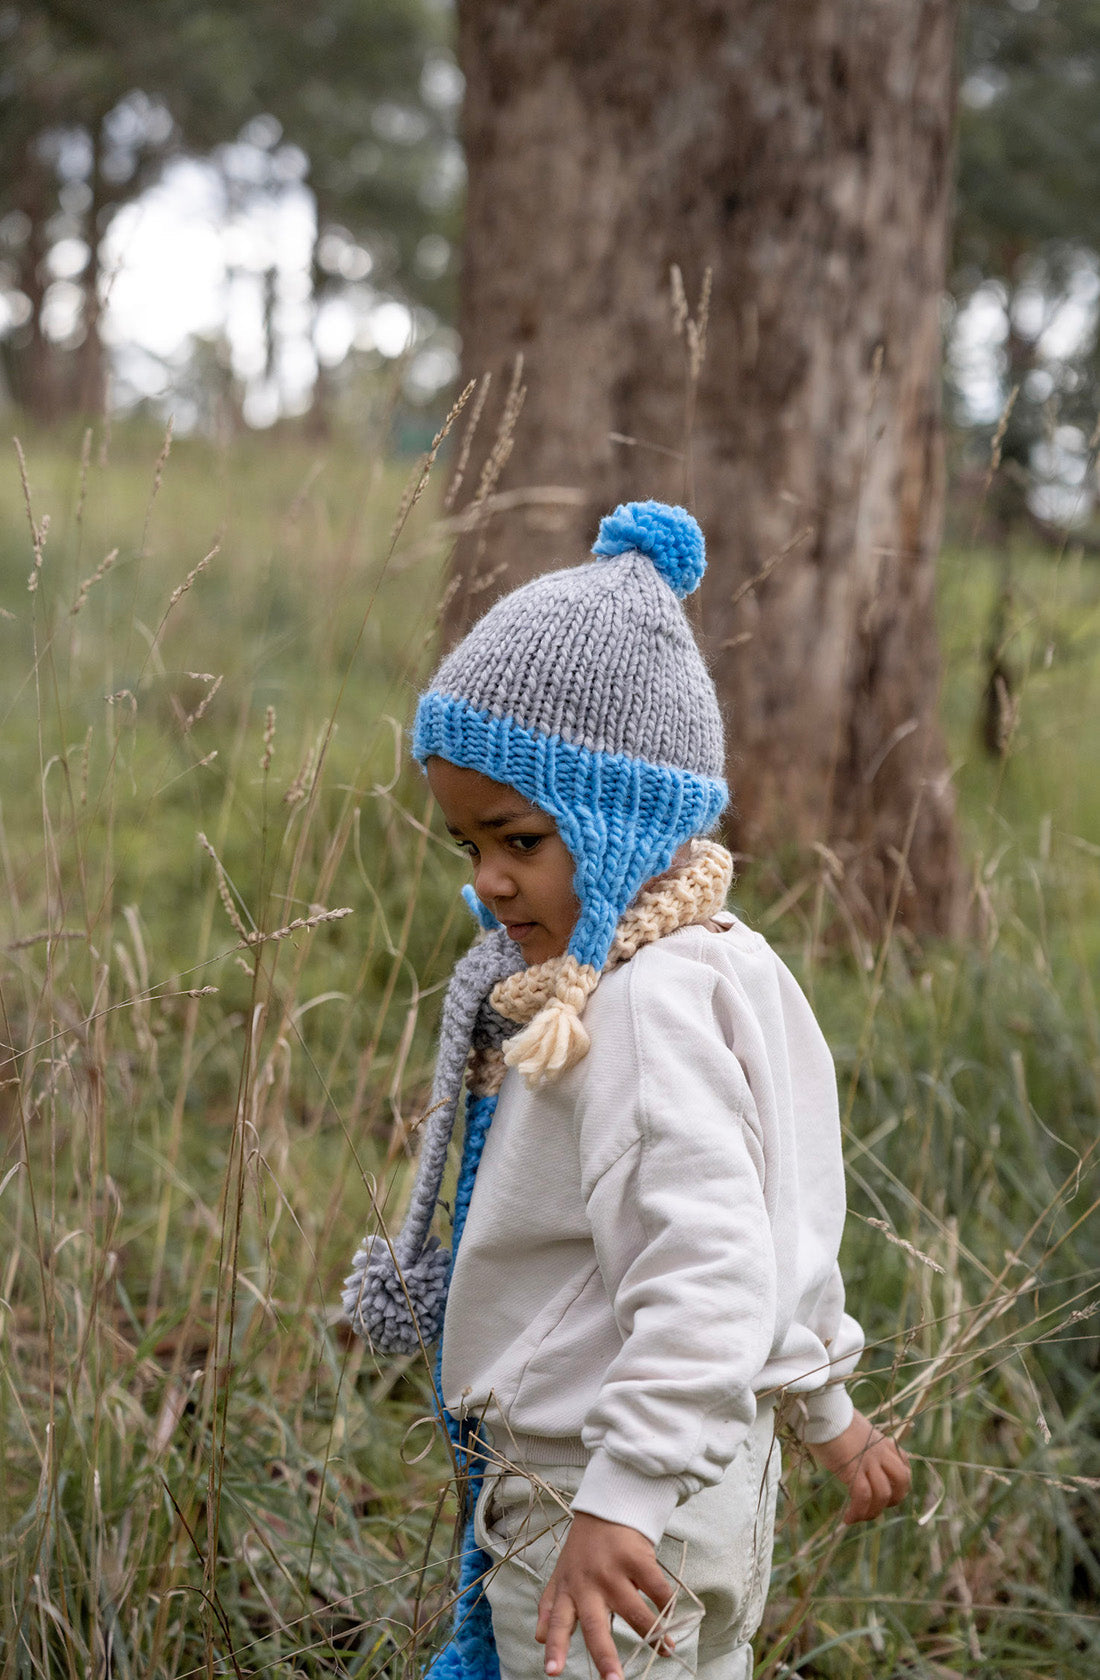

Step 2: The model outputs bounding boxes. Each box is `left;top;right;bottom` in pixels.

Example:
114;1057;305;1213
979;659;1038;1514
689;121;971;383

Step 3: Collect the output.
806;1407;911;1523
536;1513;674;1680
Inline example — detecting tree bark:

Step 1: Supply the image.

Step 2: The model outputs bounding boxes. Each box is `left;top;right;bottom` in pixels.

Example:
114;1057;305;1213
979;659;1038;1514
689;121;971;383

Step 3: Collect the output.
450;0;963;939
10;149;61;424
75;118;110;416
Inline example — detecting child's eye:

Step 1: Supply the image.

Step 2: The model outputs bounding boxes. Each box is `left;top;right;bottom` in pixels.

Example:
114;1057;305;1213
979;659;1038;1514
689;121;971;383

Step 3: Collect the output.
507;834;544;853
453;840;478;858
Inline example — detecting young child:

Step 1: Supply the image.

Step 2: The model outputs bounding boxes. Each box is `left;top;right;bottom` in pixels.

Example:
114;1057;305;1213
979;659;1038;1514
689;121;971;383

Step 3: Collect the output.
344;501;910;1680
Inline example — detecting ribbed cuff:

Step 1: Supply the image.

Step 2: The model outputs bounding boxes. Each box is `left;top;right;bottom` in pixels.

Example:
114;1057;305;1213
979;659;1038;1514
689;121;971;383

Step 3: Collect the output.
570;1449;682;1546
795;1383;854;1445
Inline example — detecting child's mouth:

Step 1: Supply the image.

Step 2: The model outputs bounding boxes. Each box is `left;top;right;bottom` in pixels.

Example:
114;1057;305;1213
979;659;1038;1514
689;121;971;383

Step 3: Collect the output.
504;921;537;941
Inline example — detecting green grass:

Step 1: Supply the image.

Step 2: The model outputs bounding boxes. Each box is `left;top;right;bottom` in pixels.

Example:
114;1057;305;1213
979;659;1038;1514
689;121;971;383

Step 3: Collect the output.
0;420;1098;1678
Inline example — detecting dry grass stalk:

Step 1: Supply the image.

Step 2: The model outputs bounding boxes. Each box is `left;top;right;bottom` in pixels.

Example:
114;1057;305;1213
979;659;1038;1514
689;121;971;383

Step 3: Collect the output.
74;424;92;541
686;266;712;382
859;1214;947;1274
669;263;689;337
238;905;353;948
389;379;477;550
139;416;174;556
6;928;87;952
470;355;526;521
443;372;492;512
968;383;1021;547
197;830;251;942
283;725;327;808
78;724;93;807
175;673;224;734
670;265;713;503
71;547;119;616
260;705;277;774
166;544;218;612
13;437;50;594
721;524;815;632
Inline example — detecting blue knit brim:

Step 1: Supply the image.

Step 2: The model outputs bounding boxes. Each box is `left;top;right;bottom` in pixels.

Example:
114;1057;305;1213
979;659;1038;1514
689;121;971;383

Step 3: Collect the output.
414;691;728;970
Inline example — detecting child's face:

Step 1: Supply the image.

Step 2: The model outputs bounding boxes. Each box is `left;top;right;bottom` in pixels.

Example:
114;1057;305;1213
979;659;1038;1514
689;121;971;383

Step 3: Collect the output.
425;758;580;964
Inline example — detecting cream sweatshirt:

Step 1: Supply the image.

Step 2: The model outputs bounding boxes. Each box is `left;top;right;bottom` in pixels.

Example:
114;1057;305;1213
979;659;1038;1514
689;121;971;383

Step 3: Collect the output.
440;914;864;1546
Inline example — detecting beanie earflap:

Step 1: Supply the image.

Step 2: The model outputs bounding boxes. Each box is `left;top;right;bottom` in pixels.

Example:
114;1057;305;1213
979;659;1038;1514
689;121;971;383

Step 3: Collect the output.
491;838;733;1088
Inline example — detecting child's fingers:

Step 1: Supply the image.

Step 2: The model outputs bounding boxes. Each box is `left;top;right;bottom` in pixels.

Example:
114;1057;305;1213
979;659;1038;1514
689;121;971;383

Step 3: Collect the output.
633;1555;678;1639
842;1471;872;1523
611;1584;677;1656
886;1448;912;1502
575;1595;626;1680
864;1442;910;1513
574;1583;677;1678
540;1587;581;1676
844;1464;891;1523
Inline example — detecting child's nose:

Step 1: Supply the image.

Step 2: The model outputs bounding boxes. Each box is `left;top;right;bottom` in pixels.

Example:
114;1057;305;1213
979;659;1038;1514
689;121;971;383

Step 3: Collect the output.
473;854;515;903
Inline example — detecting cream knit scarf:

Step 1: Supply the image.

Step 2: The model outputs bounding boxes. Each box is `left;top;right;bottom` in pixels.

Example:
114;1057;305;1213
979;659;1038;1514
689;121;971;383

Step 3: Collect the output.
486;836;733;1090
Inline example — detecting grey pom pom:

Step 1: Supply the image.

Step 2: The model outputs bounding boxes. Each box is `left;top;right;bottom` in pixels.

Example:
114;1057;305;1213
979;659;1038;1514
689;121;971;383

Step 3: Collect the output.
342;1235;452;1355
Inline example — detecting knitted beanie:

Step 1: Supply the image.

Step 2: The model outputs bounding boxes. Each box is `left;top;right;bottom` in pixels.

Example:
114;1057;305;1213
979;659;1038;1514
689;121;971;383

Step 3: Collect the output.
413;500;728;976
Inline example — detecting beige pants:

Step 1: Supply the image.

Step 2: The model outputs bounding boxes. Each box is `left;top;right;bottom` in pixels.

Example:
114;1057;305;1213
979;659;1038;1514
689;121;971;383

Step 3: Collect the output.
473;1407;779;1680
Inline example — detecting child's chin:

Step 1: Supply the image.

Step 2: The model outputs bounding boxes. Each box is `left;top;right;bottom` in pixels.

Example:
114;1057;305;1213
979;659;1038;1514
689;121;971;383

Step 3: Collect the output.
519;931;567;964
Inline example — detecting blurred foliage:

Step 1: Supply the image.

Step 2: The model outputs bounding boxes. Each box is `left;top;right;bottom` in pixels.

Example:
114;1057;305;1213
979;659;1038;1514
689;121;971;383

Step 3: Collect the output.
248;0;460;320
953;0;1100;531
0;0;459;422
5;0;1100;527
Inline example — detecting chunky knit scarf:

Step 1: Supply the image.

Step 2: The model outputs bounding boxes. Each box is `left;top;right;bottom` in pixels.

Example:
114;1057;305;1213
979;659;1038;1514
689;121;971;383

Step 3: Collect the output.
342;837;733;1678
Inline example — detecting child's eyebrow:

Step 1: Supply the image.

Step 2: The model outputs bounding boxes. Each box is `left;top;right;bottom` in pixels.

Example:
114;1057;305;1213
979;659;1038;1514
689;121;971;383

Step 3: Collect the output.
446;809;542;835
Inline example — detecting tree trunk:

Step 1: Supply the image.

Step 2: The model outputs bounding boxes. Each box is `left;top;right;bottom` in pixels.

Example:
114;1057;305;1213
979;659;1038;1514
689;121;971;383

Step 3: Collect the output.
307;223;334;441
450;0;963;939
12;151;61;424
76;119;110;416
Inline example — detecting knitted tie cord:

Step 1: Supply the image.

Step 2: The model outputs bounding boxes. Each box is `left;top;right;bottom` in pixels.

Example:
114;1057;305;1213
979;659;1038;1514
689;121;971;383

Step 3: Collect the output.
341;927;523;1355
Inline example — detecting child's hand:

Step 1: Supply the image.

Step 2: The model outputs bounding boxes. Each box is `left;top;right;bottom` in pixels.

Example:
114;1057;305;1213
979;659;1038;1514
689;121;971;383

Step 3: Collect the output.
536;1512;675;1680
806;1408;911;1524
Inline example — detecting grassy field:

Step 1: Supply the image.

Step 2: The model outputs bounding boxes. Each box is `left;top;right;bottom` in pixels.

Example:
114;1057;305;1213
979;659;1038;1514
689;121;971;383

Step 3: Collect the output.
0;419;1098;1678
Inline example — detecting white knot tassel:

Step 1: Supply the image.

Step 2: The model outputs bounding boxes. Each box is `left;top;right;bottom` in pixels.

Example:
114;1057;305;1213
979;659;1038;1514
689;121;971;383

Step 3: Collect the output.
503;996;591;1087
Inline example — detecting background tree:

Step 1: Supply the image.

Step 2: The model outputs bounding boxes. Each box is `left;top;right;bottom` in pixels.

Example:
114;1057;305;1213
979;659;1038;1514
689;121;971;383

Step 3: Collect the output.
447;0;962;940
247;0;460;431
0;2;259;418
0;0;458;424
953;0;1100;534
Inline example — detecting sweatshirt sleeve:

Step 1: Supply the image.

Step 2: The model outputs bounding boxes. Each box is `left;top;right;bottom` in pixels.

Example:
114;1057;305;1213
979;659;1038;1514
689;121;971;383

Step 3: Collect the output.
766;948;864;1446
785;1267;864;1444
569;950;778;1544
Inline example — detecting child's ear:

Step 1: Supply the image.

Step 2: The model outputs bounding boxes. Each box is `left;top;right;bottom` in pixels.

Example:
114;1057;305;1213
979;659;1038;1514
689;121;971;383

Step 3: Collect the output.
462;884;502;931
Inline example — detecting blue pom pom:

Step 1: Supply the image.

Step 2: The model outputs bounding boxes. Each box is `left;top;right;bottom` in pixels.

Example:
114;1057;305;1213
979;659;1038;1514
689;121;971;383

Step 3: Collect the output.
461;884;501;931
591;500;706;598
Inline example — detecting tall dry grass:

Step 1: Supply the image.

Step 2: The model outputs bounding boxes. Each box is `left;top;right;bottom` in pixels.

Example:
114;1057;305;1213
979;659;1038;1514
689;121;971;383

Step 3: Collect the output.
0;412;1097;1679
